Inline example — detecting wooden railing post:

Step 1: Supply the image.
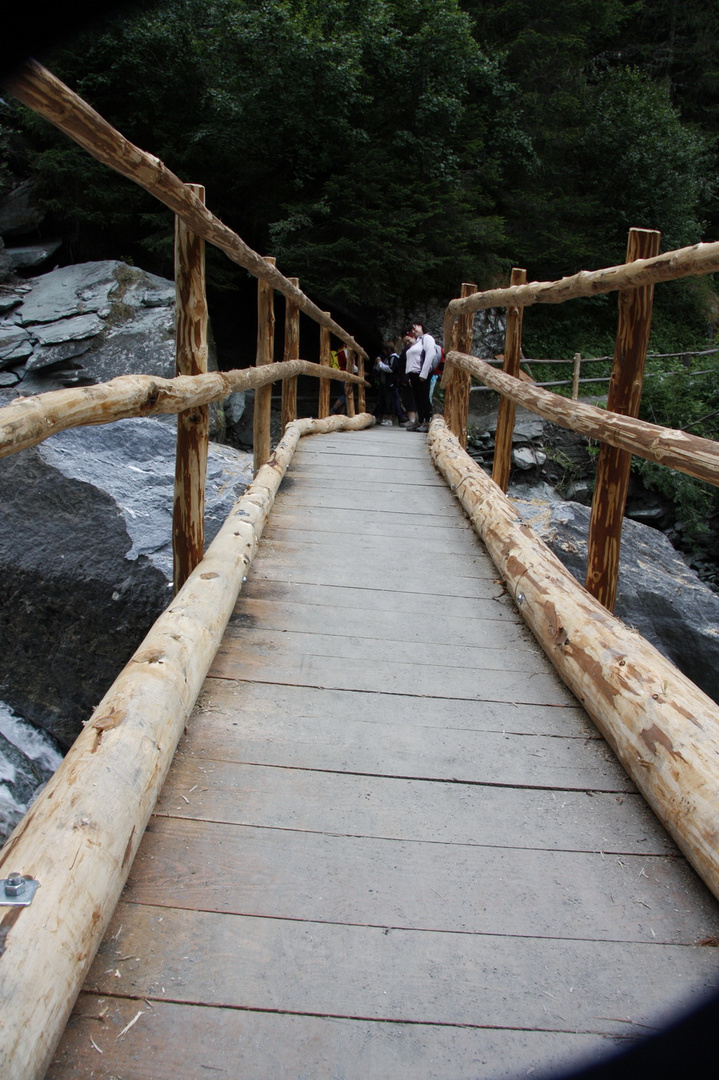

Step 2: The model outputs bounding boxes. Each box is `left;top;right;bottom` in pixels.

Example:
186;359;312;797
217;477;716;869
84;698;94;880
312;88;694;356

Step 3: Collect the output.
572;353;581;400
281;276;300;430
345;349;356;417
253;255;276;475
444;281;477;446
492;267;527;491
357;353;366;413
586;227;661;611
172;182;209;594
318;317;331;418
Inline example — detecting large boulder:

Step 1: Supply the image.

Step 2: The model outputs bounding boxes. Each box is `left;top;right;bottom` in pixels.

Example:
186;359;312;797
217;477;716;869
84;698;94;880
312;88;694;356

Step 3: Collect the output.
511;484;719;706
0;260;178;399
0;417;253;748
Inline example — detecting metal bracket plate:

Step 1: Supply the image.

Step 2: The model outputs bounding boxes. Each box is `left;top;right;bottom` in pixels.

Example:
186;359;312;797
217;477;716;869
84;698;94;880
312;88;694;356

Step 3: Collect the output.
0;874;40;906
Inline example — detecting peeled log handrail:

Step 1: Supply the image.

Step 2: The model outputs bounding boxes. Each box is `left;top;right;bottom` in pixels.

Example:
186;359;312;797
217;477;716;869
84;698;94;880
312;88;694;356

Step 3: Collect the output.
446;350;719;488
3;59;368;362
0;360;367;459
428;415;719;902
0;412;375;1080
443;238;719;343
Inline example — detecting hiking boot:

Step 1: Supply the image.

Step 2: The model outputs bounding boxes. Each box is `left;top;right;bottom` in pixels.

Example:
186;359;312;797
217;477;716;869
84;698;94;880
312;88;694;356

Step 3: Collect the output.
404;421;420;431
416;422;429;432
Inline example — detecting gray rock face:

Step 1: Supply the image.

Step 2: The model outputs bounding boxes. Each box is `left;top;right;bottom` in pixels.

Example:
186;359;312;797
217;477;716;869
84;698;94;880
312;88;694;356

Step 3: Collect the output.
511;488;719;705
0;181;46;238
0;417;253;748
0;261;177;400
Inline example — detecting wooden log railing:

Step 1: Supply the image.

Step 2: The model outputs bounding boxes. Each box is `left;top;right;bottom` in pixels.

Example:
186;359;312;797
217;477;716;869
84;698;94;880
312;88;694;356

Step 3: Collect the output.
0;362;367;460
442;228;719;611
586;228;661;609
3;60;368;365
173;182;209;593
3;53;719;1079
2;58;371;588
429;414;719;906
443;236;719;343
444;351;719;487
0;412;375;1080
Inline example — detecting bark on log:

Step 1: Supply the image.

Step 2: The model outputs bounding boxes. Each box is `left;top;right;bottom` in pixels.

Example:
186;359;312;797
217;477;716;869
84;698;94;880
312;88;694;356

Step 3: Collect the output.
442;282;476;446
0;411;375;1080
318;322;331;419
492;268;526;491
428;414;719;904
586;229;661;611
443;238;719;345
0;361;367;459
345;349;356;417
253;257;276;475
281;278;300;431
571;353;581;400
444;350;719;488
357;354;366;414
173;183;209;594
3;60;367;362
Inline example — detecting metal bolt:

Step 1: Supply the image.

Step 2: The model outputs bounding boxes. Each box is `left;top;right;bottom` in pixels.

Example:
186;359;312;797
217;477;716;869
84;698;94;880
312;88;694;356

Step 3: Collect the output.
5;873;25;897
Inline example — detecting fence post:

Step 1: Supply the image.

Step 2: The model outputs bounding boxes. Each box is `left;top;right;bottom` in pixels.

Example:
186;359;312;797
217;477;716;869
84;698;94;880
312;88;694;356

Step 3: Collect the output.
172;182;209;594
586;227;661;611
318;317;331;418
444;281;477;446
281;276;300;430
572;353;581;400
357;352;366;413
253;255;275;475
345;349;356;417
492;267;527;492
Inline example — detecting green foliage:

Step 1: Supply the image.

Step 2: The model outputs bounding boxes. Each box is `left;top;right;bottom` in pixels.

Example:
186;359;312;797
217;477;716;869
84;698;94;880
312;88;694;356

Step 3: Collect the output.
634;351;719;546
578;68;716;255
9;0;514;307
2;0;718;338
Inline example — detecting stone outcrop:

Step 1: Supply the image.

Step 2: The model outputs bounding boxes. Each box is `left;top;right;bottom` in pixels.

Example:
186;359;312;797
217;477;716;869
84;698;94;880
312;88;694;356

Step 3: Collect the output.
0;260;178;400
0;417;253;748
511;483;719;706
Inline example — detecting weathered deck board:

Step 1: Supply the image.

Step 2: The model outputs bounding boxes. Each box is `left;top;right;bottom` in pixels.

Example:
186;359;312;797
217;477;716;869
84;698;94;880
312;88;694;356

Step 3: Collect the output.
49;425;719;1080
160;704;632;791
124;818;714;944
50;994;610;1080
71;902;719;1033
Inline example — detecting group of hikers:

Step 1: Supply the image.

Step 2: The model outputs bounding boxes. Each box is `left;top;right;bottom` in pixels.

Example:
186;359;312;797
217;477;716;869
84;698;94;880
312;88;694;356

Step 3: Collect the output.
330;322;443;432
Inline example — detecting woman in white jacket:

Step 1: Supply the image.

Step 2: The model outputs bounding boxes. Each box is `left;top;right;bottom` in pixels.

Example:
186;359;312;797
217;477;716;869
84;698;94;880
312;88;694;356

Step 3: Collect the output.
403;322;435;432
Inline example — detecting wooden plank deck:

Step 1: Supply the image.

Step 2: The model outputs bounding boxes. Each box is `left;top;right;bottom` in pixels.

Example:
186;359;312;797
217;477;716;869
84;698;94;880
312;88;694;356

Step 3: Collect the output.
48;425;719;1079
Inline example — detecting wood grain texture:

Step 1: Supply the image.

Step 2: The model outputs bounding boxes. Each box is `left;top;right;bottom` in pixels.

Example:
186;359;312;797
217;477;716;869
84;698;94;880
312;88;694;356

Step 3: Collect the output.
84;901;719;1034
47;422;719;1080
49;993;614;1080
429;415;719;902
172;182;208;593
586;229;661;609
442;350;719;487
492;268;527;491
443;280;476;446
281;276;300;430
0;416;372;1080
253;256;276;475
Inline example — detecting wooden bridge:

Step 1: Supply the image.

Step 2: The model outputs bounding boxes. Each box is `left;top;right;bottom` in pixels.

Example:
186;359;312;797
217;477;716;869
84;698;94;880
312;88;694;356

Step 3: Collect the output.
2;61;719;1080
